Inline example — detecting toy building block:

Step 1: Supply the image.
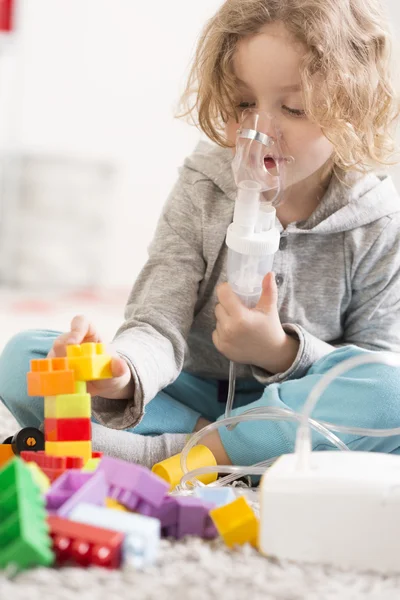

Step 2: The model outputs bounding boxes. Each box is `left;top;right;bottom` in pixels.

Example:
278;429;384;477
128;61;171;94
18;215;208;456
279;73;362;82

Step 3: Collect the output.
82;457;101;472
156;495;217;540
210;496;259;548
97;456;169;516
152;445;218;491
194;487;236;508
25;462;50;493
69;502;160;569
45;418;91;442
48;515;123;569
66;343;112;381
46;470;108;517
106;498;128;511
45;441;92;464
0;458;54;571
27;357;75;397
44;381;91;419
21;451;84;483
0;443;14;468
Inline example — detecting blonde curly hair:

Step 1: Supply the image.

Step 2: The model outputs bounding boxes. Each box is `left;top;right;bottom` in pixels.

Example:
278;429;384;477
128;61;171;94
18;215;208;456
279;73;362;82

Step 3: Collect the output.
178;0;399;172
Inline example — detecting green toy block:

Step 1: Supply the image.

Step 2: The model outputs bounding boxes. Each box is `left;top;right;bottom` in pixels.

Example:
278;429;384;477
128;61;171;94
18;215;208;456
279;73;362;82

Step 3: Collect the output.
0;458;54;571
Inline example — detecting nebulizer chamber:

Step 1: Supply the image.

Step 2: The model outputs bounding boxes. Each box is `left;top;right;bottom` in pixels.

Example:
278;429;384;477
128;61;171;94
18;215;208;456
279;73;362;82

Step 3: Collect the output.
226;110;281;310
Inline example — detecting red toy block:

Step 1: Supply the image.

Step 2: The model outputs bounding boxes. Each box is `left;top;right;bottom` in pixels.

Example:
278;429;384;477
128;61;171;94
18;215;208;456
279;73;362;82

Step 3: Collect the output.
48;515;123;569
27;358;75;397
45;418;91;442
20;451;84;483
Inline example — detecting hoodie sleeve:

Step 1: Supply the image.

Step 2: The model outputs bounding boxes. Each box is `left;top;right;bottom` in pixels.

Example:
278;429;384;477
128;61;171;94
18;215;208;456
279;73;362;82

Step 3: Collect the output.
91;171;206;429
252;213;400;385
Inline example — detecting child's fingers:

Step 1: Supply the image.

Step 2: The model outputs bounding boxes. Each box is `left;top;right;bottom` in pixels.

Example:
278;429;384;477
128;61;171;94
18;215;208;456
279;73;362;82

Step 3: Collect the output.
47;333;75;358
47;316;103;359
70;315;102;344
110;356;130;379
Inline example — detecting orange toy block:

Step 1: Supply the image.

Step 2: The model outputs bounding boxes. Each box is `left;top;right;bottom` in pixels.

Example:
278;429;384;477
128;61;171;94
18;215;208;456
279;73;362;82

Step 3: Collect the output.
66;343;112;381
0;443;14;467
45;418;91;442
45;441;92;464
27;358;75;397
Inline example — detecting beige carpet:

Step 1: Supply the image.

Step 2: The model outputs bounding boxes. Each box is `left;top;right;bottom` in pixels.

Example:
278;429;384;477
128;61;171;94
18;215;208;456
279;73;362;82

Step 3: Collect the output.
2;402;400;599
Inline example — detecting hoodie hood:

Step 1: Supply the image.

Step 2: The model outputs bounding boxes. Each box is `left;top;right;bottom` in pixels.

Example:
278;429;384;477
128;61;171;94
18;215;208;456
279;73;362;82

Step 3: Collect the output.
184;140;400;234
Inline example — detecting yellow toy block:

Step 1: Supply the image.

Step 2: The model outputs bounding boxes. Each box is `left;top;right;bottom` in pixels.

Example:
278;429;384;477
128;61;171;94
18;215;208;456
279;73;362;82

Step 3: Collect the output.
82;457;100;472
26;462;50;493
45;441;92;464
66;343;112;381
105;498;128;512
44;381;91;419
210;496;259;548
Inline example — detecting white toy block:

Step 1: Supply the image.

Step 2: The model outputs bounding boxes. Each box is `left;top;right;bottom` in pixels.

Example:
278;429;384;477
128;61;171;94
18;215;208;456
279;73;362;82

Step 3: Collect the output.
69;502;160;568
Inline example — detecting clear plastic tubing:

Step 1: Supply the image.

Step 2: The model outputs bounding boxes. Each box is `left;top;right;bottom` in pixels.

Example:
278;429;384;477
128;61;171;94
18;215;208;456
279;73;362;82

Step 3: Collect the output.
295;351;400;465
224;361;237;429
179;408;349;490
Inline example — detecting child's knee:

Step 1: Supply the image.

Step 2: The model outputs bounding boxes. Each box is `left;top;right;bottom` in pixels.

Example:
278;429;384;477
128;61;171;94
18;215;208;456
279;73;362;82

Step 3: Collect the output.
1;329;47;368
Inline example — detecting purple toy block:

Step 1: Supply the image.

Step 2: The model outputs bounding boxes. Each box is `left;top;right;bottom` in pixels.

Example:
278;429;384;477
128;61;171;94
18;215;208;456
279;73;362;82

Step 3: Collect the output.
156;495;218;540
46;470;108;518
175;497;217;540
157;496;179;529
97;456;169;515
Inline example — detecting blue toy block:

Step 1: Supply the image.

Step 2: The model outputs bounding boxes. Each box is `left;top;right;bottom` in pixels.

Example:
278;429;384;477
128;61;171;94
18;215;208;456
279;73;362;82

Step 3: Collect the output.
194;487;236;508
69;502;160;568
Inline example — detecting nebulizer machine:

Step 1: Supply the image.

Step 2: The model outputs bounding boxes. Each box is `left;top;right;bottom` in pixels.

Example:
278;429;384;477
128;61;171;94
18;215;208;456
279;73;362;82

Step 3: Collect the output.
155;108;400;574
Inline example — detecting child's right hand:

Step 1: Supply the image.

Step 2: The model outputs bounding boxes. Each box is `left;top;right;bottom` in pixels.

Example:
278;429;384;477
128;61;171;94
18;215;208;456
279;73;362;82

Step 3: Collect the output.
47;315;135;400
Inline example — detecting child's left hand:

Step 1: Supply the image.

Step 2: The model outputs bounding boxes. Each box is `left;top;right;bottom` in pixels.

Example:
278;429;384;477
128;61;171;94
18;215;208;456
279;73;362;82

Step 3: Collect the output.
213;272;300;374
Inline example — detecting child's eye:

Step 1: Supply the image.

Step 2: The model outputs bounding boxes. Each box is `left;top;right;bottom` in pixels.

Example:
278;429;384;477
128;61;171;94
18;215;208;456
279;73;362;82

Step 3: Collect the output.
236;101;257;110
283;105;306;118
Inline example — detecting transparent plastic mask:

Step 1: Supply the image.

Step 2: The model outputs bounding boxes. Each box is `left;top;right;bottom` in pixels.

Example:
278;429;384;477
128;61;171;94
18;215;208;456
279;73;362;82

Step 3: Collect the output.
231;109;292;206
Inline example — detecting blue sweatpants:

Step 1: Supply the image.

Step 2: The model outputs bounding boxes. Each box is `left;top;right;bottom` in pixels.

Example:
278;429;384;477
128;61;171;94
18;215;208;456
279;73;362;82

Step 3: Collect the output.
1;329;400;465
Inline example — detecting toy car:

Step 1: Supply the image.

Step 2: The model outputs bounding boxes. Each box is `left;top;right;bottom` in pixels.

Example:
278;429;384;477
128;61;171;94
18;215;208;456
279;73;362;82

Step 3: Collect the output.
0;427;44;467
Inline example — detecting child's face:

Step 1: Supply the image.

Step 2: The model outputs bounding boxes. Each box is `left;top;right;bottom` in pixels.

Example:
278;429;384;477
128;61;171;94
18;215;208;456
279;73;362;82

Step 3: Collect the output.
226;22;334;190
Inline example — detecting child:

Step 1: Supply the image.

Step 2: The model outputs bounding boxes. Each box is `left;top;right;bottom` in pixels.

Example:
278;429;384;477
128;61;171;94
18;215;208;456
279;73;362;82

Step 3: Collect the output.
1;0;400;469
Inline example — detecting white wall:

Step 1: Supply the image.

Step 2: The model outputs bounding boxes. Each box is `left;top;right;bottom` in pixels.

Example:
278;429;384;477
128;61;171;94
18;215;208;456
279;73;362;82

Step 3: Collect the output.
8;0;224;287
3;0;400;287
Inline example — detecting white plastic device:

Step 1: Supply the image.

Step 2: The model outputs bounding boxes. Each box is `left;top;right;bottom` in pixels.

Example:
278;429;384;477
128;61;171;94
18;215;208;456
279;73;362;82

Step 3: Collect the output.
259;351;400;574
259;451;400;574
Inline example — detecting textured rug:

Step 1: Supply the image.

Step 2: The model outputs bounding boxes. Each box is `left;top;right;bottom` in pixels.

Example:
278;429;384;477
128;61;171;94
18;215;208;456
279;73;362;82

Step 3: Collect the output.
2;404;400;599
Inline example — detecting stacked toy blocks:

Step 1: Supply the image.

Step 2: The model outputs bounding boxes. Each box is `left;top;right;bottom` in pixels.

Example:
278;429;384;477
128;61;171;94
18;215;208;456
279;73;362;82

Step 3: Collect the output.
0;458;54;571
27;343;112;465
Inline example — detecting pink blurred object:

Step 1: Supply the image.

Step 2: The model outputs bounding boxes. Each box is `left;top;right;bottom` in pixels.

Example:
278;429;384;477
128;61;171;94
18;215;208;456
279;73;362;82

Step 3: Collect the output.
0;0;14;32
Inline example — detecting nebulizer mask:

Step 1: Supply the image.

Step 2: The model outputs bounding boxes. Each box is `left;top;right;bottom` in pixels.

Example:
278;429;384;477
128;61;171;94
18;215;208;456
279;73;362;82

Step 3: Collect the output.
154;110;400;495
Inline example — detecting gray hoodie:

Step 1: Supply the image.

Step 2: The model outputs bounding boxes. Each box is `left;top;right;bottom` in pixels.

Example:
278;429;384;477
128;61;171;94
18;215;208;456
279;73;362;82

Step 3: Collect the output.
92;141;400;429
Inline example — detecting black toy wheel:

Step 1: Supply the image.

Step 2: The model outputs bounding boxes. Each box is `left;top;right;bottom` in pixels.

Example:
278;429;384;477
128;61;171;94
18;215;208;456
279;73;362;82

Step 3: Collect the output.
2;436;13;444
11;427;45;455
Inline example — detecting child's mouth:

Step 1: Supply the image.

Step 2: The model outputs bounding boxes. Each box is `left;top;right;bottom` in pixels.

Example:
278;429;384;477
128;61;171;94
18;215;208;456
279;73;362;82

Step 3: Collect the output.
264;155;279;175
264;156;276;169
